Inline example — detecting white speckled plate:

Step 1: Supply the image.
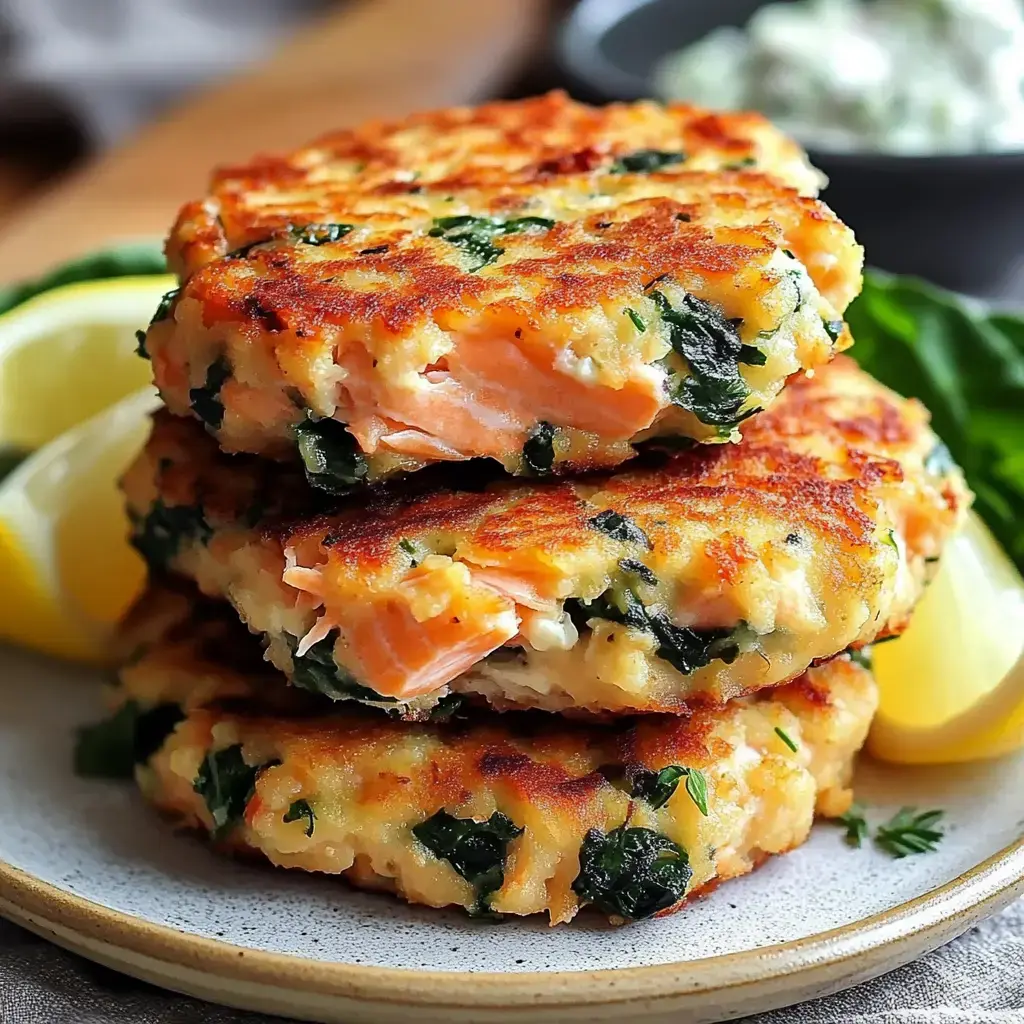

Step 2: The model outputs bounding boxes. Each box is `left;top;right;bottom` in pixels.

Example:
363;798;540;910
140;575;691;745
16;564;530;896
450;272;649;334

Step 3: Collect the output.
1;645;1023;1024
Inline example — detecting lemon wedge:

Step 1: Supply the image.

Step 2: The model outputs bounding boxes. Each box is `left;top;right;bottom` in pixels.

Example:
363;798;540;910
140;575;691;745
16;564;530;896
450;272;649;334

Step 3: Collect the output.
0;389;158;664
0;274;174;456
868;510;1024;764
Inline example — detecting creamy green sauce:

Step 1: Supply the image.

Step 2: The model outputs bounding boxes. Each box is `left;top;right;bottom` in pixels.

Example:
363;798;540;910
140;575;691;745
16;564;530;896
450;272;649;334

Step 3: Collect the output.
655;0;1024;155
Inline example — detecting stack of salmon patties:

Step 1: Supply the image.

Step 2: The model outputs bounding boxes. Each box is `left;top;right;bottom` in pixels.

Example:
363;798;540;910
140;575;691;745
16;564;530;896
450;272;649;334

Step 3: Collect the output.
116;93;968;924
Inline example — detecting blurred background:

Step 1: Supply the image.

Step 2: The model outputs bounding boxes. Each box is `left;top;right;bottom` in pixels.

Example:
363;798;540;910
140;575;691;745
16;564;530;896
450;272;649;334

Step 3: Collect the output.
1;0;1024;295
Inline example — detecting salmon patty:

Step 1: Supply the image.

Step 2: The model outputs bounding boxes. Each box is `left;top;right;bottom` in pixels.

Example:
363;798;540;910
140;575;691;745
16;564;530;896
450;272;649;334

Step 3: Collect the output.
142;93;862;490
85;582;877;925
121;357;967;718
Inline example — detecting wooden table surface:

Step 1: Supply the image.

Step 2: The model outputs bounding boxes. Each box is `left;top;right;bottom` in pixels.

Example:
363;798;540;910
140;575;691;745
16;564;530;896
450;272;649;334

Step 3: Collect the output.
0;0;547;283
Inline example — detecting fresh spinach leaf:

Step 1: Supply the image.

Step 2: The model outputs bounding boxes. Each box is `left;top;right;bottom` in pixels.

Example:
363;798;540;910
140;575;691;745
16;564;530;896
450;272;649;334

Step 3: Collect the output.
294;416;369;494
290;631;396;703
284;799;316;837
74;701;184;779
189;356;231;430
131;500;211;570
523;421;556;476
428;215;555;271
845;270;1024;570
193;744;280;841
588;509;651;548
412;809;524;915
571;825;691;920
565;585;747;676
738;344;767;366
609;150;686;174
651;291;752;427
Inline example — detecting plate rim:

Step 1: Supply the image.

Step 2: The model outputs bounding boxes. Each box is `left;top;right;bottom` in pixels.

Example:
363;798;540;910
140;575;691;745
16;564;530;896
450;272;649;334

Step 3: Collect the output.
1;825;1023;1011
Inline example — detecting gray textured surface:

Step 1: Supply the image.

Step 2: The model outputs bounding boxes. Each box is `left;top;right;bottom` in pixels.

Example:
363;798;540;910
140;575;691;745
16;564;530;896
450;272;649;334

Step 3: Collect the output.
1;900;1022;1023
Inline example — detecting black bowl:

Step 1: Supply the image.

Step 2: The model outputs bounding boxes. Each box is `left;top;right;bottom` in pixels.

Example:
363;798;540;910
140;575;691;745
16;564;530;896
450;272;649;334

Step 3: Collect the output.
558;0;1024;295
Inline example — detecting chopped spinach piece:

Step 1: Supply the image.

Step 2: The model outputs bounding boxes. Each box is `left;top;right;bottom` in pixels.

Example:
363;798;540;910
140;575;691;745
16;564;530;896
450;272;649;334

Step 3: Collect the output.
571;825;691;920
284;799;316;837
74;701;185;779
651;291;752;427
229;222;355;259
290;631;396;703
625;307;647;333
150;288;180;325
135;329;148;359
428;215;555;271
413;809;524;915
823;318;845;343
609;150;686;174
775;726;799;752
131;500;212;570
848;646;873;670
630;765;708;815
399;537;423;567
294;416;369;494
618;558;658;587
428;693;467;722
738;344;767;366
588;509;651;549
523;421;556;476
189;356;231;430
724;156;758;170
566;585;747;676
193;744;280;841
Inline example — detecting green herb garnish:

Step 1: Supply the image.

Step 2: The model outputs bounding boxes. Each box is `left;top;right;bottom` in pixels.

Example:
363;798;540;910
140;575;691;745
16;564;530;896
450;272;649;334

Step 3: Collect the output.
609;150;686;174
875;807;945;858
774;726;798;752
189;356;231;430
412;810;524;915
571;826;691;920
618;558;658;587
836;803;869;848
294;416;368;495
630;765;709;815
193;744;280;841
284;799;316;837
625;307;647;333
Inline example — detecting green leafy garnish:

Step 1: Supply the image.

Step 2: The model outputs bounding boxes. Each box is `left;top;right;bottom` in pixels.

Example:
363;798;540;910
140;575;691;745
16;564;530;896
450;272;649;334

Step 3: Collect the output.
571;826;691;920
875;807;945;858
134;329;148;358
294;417;368;494
738;344;767;366
290;631;395;704
189;356;231;430
609;150;686;174
284;799;316;837
193;744;280;841
630;765;708;815
836;803;869;848
0;242;167;318
412;810;524;915
587;509;651;548
230;222;355;258
566;586;748;676
774;726;798;752
618;558;658;587
150;287;180;325
428;215;555;271
625;307;647;333
847;646;873;670
399;537;423;567
74;701;184;779
130;500;211;570
845;269;1024;571
523;421;556;476
650;290;752;427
